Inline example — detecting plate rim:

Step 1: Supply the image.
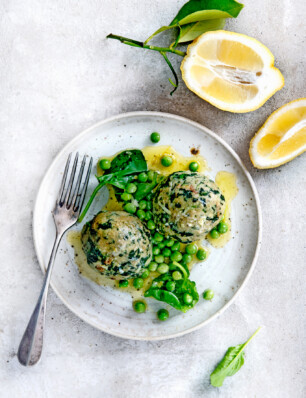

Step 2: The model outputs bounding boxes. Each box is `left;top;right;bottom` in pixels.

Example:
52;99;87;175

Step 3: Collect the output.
33;111;262;340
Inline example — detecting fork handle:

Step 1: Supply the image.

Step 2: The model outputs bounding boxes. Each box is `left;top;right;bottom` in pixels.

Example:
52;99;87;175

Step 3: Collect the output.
18;232;63;366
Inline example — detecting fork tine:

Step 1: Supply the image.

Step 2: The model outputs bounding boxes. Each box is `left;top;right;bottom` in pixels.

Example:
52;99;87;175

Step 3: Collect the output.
74;156;93;213
57;153;72;204
69;155;86;209
61;153;79;206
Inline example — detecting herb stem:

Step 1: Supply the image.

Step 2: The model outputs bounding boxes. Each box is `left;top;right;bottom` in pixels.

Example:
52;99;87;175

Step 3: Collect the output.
160;52;178;95
245;327;262;345
78;182;105;223
107;34;186;57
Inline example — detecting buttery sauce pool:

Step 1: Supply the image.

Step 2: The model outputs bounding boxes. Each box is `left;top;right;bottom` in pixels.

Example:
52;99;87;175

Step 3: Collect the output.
67;145;238;290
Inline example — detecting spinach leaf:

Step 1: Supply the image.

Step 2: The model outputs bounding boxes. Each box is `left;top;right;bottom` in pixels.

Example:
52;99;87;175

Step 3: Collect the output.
105;149;147;174
134;172;164;201
144;272;199;312
170;0;244;26
100;174;135;190
178;18;226;43
210;327;261;387
78;150;147;222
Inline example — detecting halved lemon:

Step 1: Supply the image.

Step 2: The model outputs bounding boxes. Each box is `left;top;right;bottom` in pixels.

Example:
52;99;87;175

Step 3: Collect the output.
181;30;284;113
249;98;306;168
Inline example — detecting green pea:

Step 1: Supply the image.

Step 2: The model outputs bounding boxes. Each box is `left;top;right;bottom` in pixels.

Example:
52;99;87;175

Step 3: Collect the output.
154;232;164;242
157;308;169;321
147;170;155;181
165;239;175;247
171;241;180;251
123;203;136;214
157;263;169;274
145;211;153;220
150;132;160;143
148;262;158;272
147;220;156;230
133;278;144;289
158;242;166;249
189;161;199;172
152;246;160;255
138;172;148;182
172;271;182;281
155;254;164;264
141;269;150;279
126;183;137;194
185;243;198;255
146;201;152;210
182;253;192;264
136;209;146;220
99;159;111;170
217;221;229;234
203;289;214;300
161;155;173;167
119;280;129;288
133;300;146;313
196;248;207;261
121;192;132;202
162;248;171;257
139;200;147;210
183;293;193;305
210;229;220;239
166;280;176;292
170;251;183;262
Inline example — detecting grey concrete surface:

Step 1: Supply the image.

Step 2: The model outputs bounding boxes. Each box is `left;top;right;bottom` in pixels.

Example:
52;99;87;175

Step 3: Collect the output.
0;0;305;397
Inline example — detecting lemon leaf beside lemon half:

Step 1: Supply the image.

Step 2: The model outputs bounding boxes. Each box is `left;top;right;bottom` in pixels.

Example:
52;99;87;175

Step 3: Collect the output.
249;98;306;168
181;30;284;113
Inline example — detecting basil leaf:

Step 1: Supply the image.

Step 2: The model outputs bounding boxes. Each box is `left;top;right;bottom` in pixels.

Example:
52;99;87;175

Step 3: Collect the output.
210;327;261;387
178;18;226;43
170;0;244;26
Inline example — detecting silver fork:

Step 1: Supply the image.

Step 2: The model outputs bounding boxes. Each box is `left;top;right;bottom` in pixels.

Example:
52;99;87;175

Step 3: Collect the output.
18;153;93;366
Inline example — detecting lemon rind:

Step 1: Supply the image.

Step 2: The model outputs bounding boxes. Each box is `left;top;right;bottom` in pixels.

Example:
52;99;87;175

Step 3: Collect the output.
181;30;285;113
249;98;306;168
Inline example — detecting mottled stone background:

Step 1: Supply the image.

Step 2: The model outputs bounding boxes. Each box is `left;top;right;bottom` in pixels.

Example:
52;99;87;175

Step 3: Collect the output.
0;1;305;397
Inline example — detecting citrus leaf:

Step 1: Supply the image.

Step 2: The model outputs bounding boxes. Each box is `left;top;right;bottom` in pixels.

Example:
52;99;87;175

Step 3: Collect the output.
170;0;244;26
210;327;261;387
144;25;177;44
178;18;226;43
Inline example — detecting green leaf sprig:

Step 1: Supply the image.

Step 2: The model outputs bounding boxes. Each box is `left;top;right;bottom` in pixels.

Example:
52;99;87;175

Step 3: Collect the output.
210;327;261;387
78;149;147;222
144;262;199;312
107;0;244;94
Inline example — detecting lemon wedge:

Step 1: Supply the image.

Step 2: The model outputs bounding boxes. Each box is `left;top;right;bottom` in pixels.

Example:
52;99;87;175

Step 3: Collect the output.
181;30;284;113
249;98;306;168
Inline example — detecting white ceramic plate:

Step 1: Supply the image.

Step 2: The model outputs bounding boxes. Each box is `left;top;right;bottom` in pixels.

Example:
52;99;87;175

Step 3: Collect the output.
33;112;261;340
